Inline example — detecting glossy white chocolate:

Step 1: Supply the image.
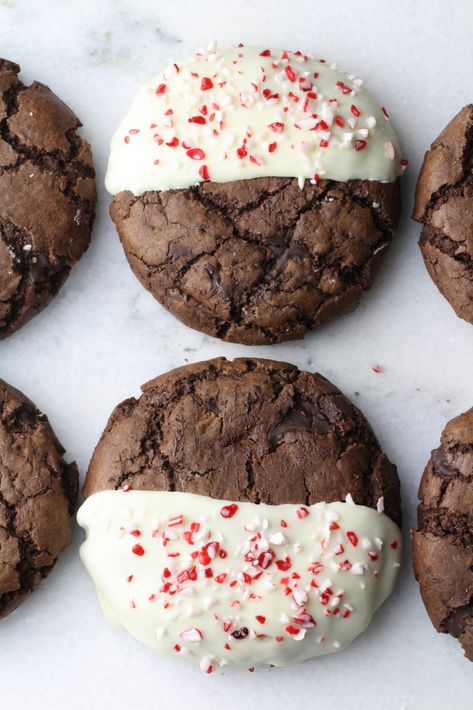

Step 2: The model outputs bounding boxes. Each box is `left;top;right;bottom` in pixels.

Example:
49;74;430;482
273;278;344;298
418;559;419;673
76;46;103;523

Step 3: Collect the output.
105;45;404;195
78;490;401;671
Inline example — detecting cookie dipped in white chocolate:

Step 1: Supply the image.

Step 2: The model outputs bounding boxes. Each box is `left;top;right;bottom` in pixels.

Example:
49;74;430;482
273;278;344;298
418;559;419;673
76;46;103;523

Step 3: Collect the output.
105;44;406;195
78;490;401;671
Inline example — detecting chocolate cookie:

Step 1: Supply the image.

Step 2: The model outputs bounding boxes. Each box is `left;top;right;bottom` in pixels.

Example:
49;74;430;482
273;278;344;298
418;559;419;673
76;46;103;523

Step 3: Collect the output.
111;177;400;344
106;45;404;345
84;357;401;526
413;105;473;324
0;378;78;619
412;407;473;661
0;58;96;338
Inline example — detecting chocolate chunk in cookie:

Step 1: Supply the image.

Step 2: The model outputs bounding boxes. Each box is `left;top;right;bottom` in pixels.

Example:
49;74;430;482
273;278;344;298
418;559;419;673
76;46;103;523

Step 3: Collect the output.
0;378;78;619
0;58;96;338
412;407;473;661
84;357;401;526
413;105;473;324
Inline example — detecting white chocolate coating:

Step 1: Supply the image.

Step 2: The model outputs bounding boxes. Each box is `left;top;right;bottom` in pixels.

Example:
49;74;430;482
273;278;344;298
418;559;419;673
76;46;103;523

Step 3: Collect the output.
105;44;405;195
78;490;401;671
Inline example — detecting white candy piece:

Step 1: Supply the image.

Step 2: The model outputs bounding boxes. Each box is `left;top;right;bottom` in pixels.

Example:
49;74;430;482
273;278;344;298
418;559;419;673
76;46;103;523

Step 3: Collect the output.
269;532;286;545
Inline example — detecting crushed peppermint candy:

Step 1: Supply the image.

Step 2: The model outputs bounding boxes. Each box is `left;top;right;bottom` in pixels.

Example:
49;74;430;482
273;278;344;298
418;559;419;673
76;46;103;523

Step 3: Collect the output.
78;490;401;671
106;44;406;196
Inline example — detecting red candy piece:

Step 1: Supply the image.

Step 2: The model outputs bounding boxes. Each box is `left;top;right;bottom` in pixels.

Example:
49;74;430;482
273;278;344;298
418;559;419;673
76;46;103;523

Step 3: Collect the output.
285;65;297;82
285;624;300;635
276;556;291;571
199;165;210;180
347;531;358;547
257;549;275;569
296;507;309;519
220;503;239;519
200;77;214;90
186;148;205;160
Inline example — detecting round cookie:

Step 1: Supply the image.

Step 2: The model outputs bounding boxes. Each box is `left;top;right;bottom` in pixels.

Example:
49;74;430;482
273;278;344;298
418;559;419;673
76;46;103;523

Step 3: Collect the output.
84;357;401;526
0;58;96;339
0;378;78;619
80;357;401;669
413;105;473;324
106;45;404;345
412;407;473;661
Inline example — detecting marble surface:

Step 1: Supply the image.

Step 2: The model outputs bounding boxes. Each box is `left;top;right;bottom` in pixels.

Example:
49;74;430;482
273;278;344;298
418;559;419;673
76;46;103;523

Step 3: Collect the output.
0;1;472;708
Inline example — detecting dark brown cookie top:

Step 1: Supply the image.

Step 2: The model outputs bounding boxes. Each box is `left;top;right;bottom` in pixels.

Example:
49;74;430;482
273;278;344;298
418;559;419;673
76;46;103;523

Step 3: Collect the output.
0;58;96;339
412;407;473;661
413;105;473;324
84;357;401;526
0;378;78;620
111;176;400;345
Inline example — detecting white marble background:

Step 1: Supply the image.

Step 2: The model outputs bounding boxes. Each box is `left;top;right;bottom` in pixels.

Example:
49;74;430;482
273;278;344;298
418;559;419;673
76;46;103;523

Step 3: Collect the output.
0;1;472;708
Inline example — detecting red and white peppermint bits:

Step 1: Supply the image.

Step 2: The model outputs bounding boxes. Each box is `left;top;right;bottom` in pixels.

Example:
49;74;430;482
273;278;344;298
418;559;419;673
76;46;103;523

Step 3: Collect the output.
285;65;297;82
276;556;292;571
296;507;309;520
81;479;400;672
199;165;210;181
109;45;405;197
188;115;206;124
200;77;213;90
168;513;184;527
220;503;239;519
269;121;285;133
257;549;275;569
351;103;361;117
346;531;359;547
186;148;205;160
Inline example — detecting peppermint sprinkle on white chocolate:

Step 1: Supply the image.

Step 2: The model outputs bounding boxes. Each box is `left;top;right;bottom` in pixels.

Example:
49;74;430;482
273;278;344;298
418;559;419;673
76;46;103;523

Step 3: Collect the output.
105;44;407;195
78;490;401;672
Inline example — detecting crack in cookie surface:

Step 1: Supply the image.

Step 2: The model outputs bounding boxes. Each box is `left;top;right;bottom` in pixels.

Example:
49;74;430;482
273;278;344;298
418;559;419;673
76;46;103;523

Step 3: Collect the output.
111;177;400;344
84;357;401;527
